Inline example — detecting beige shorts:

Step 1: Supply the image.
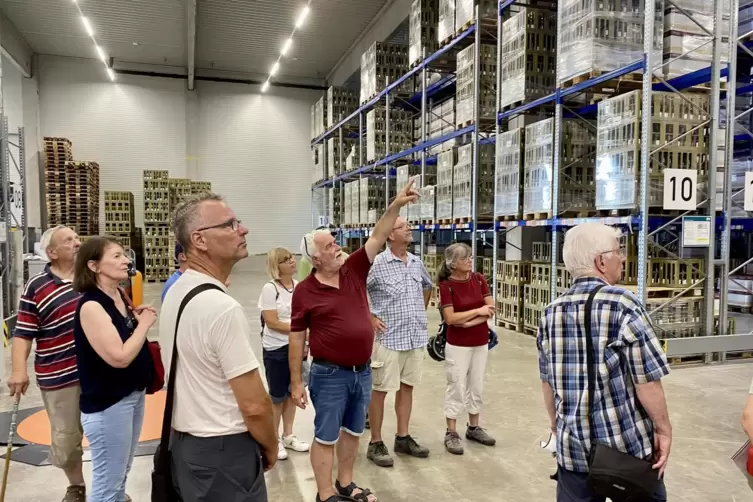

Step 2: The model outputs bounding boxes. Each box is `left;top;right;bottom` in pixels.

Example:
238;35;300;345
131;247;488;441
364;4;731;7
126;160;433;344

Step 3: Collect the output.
370;341;424;393
41;385;84;469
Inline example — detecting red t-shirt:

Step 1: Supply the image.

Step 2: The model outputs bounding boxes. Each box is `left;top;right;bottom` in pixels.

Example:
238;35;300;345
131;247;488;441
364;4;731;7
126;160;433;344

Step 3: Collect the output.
290;247;374;366
439;273;491;347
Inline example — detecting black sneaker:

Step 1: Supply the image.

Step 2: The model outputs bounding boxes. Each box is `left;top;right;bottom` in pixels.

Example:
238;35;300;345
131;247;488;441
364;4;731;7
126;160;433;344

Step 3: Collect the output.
366;440;394;467
394;435;429;458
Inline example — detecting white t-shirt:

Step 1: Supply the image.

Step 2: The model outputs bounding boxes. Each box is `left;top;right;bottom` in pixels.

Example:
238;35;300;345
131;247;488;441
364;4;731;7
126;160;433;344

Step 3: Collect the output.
160;269;259;437
257;280;297;351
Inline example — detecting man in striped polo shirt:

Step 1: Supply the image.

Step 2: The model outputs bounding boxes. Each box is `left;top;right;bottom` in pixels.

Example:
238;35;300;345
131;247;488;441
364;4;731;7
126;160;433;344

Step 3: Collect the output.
8;225;86;502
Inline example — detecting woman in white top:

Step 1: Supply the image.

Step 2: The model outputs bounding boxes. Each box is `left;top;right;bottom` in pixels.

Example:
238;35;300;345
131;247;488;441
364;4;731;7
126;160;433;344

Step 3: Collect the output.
258;247;311;460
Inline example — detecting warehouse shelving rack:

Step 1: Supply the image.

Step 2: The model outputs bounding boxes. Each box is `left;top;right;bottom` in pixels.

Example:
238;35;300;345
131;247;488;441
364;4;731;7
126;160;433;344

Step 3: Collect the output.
490;0;753;360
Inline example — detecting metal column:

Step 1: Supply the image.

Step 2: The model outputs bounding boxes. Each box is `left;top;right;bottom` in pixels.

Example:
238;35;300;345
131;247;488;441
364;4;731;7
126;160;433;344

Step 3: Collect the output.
492;3;503;304
470;5;481;272
359;111;365;247
385;82;391;221
1;117;11;317
338;127;345;247
420;50;428;260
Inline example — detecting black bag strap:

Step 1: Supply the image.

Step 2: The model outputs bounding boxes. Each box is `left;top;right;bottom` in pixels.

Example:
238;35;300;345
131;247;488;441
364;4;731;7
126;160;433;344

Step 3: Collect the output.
158;283;224;454
584;283;606;455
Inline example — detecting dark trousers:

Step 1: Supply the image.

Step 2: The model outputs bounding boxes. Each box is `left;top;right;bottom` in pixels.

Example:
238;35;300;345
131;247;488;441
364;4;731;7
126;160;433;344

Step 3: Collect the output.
171;431;268;502
557;466;667;502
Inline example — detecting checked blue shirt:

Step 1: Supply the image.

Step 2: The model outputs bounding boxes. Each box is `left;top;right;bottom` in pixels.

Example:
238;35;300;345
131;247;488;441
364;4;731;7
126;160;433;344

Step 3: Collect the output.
367;248;433;351
537;277;670;473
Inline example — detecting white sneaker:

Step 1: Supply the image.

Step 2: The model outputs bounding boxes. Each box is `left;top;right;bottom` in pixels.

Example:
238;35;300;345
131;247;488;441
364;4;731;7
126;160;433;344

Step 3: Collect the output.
282;434;310;452
277;439;289;460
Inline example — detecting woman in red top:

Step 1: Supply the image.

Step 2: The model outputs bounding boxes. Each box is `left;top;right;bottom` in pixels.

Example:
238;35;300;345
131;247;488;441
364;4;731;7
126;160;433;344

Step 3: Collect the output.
438;243;496;455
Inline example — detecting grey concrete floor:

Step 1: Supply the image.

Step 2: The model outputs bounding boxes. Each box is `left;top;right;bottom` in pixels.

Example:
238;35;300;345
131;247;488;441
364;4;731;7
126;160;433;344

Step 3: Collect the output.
2;256;753;501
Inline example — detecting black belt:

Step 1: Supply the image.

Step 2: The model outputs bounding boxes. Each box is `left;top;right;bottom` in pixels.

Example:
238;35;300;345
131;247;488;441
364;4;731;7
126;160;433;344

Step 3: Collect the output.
312;358;370;373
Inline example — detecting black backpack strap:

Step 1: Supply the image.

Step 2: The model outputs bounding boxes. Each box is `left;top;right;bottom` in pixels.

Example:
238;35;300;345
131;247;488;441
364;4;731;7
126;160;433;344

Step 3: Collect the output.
158;283;224;456
584;284;606;456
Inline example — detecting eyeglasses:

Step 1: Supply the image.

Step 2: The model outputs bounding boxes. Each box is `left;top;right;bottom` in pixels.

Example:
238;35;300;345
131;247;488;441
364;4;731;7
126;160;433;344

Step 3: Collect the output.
279;256;295;265
196;218;242;233
599;247;627;258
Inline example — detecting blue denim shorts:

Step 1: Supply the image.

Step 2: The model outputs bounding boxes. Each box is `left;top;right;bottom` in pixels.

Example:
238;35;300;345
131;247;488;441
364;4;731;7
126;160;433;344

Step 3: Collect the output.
308;362;372;445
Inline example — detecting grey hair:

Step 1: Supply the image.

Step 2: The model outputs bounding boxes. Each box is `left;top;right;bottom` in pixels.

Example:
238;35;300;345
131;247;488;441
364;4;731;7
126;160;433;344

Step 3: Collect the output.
439;242;472;281
562;222;622;279
300;229;331;263
39;225;70;261
172;192;225;251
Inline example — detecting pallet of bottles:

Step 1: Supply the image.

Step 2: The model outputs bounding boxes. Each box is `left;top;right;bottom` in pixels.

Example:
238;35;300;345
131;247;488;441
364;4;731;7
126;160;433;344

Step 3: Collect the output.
144;223;172;250
143;170;170;224
358;177;395;226
438;0;497;46
436;148;456;221
328;186;342;227
413;98;457;154
456;43;497;127
169;178;193;213
499;8;557;111
327;86;359;129
595;90;710;211
419;185;437;223
311;96;327;140
312;143;326;186
494;127;524;219
397;164;437;222
345;144;361;172
327;137;358;177
191;181;212;194
359;41;411;105
366;107;413;163
423;252;442;307
523;117;595;218
104;191;135;234
409;0;439;66
343;182;355;226
453;143;495;221
557;0;663;89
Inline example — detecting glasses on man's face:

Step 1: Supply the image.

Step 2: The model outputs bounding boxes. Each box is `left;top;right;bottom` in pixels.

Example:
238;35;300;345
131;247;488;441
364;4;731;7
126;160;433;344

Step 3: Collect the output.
196;218;242;233
599;247;627;259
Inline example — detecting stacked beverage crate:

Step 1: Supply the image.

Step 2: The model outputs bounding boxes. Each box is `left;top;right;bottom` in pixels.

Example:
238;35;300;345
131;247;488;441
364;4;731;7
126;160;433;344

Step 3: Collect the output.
560;120;596;213
143;170;171;282
328;186;342;226
663;0;730;78
169;179;193;213
397;164;437;222
499;8;557;110
345;144;361;172
422;250;444;306
494;128;525;219
414;98;458;155
456;43;497;126
455;0;497;32
523;261;572;334
327;86;358;128
65;161;100;237
436;148;457;221
438;0;455;43
360;42;411;104
409;0;440;66
453;143;495;221
495;260;531;331
420;185;437;222
327;137;357;177
557;0;663;86
351;180;362;226
311;97;327;139
366;107;413;162
312;144;326;185
523;119;554;217
595;90;709;211
343;183;353;226
190;181;212;194
104;191;136;249
44;137;73;228
359;177;395;225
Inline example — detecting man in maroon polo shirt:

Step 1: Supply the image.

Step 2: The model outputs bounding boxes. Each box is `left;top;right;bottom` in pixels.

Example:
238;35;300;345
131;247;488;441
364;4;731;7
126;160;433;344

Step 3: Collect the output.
289;180;418;502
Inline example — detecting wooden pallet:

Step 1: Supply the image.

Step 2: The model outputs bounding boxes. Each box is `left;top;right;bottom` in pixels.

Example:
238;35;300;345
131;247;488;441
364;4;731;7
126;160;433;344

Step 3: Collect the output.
453;217;473;224
522;325;538;337
559;70;643;91
668;354;706;366
500;100;524;113
729;305;753;315
421;219;435;226
495;319;519;332
437;218;454;225
595;208;632;217
496;215;520;221
524;212;552;221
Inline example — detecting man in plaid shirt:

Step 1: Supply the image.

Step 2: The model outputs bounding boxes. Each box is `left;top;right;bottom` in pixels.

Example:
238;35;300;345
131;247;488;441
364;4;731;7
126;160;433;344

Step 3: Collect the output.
537;223;672;502
365;216;433;467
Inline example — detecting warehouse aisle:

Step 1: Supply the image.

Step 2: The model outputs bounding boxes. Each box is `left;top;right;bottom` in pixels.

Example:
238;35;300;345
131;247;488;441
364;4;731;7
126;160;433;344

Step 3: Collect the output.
2;260;753;502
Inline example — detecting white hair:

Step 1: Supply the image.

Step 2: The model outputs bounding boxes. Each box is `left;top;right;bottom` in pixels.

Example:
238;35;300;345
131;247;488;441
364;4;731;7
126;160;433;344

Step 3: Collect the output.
562;223;622;279
39;225;67;261
300;229;332;263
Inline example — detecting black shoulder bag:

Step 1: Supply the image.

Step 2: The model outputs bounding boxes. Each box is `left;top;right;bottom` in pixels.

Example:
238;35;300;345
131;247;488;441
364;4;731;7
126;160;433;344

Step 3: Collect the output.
584;285;661;501
151;283;224;502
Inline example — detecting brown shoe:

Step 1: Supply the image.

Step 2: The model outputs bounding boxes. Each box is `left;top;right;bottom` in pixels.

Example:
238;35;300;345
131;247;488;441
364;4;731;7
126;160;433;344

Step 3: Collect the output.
126;496;132;502
62;485;85;502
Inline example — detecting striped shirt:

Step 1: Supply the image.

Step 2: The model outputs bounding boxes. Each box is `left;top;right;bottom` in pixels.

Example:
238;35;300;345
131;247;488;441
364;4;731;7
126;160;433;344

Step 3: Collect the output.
536;277;670;473
14;264;82;390
366;248;432;351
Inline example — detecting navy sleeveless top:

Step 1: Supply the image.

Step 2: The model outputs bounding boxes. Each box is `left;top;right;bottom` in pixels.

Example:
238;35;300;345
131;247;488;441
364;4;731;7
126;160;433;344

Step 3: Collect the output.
73;288;153;413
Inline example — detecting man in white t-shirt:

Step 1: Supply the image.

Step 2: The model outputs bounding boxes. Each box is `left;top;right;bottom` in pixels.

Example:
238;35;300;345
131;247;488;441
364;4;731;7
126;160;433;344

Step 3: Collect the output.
160;193;277;502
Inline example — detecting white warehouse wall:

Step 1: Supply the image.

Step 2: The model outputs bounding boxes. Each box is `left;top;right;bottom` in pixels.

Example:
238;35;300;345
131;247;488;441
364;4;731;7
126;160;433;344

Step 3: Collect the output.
37;55;318;255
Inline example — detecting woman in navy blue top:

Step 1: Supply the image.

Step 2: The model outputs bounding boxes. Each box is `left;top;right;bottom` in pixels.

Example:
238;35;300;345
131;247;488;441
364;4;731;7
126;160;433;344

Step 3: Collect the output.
72;236;157;502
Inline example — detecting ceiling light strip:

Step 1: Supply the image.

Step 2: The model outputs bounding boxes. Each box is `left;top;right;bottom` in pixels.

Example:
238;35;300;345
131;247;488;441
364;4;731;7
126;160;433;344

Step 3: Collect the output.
72;1;115;81
262;0;313;92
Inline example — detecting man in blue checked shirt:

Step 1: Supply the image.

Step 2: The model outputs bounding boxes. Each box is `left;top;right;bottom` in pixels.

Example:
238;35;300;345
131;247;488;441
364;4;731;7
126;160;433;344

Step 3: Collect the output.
365;216;433;467
537;222;672;502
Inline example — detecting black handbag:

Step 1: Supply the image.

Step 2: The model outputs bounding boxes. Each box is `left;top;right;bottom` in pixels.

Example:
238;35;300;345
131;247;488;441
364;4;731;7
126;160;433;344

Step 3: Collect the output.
151;283;224;502
583;285;662;502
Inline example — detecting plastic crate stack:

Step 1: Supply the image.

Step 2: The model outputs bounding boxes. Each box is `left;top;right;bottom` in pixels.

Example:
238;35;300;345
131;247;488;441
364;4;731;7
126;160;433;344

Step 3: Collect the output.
419;184;437;222
494;128;525;219
422;250;444;306
328;186;342;226
143;170;171;282
366;107;413;163
438;0;455;44
104;191;138;252
312;144;326;186
64;161;100;237
344;181;356;227
560;120;596;214
663;0;730;78
169;178;193;212
359;177;395;225
522;258;572;335
557;0;663;86
327;86;358;129
455;0;497;33
190;181;212;194
327;137;358;178
436;148;457;221
496;260;530;331
311;97;327;140
414;98;459;155
595;90;710;211
360;42;411;105
456;43;497;126
44;137;73;229
453;143;495;221
345;144;361;172
397;164;437;222
499;8;557;110
522;119;554;217
410;0;440;66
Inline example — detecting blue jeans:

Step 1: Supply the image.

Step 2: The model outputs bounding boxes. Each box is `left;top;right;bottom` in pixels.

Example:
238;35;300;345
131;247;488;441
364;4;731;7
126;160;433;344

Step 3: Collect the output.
308;363;372;444
80;391;145;502
557;466;667;502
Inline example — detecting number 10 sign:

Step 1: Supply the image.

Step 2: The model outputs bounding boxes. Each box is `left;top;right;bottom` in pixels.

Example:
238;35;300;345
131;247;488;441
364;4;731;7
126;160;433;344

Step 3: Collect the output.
663;169;697;211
